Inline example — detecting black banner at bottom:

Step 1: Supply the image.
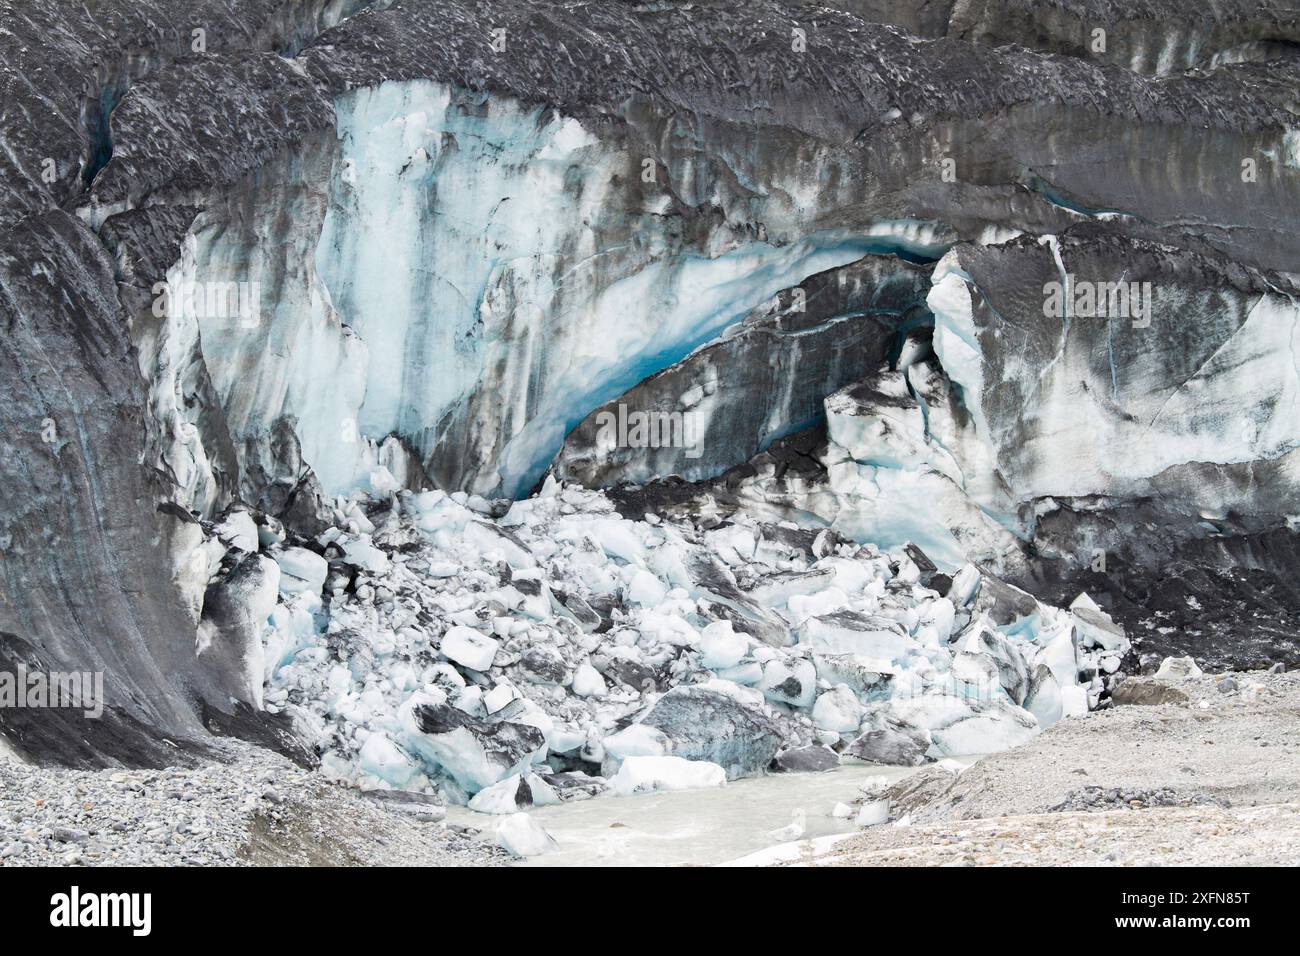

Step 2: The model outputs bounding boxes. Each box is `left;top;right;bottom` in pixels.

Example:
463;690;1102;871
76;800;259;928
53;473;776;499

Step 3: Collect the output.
0;865;1279;940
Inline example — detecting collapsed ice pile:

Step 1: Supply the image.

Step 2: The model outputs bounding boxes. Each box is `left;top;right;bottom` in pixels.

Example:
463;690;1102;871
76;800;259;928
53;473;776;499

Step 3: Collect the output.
192;475;1126;808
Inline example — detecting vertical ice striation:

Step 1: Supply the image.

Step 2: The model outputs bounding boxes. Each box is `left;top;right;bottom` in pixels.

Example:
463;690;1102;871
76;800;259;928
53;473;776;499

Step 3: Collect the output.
177;79;950;505
171;140;373;506
927;239;1300;506
315;80;943;498
927;252;989;441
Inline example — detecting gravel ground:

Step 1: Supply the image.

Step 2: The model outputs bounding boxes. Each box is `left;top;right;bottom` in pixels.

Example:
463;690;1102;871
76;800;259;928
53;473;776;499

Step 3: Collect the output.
789;803;1300;866
0;740;507;867
780;669;1300;866
885;669;1300;824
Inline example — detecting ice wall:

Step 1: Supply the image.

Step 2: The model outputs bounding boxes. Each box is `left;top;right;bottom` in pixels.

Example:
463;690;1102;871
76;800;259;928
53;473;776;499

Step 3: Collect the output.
926;242;1300;509
176;78;949;508
809;235;1300;573
316;80;944;498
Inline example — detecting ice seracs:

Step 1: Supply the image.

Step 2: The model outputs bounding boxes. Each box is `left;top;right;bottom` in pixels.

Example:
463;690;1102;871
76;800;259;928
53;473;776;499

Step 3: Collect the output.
640;685;784;778
185;479;1133;812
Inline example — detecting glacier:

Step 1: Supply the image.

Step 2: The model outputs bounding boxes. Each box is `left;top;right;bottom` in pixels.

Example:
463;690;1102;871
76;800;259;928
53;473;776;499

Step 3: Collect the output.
2;0;1298;782
180;77;957;507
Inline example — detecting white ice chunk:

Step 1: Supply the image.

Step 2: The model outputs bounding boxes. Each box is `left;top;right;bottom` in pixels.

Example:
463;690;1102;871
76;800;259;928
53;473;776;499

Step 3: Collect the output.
547;726;588;754
339;534;391;574
441;626;500;672
894;694;1039;757
602;724;671;761
469;774;526;814
756;657;816;708
496;813;560;857
797;614;913;663
948;564;981;608
609;755;727;795
571;663;608;698
216;511;259;552
698;620;748;670
626;568;670;606
917;598;956;643
275;546;328;596
358;732;419;788
856;799;889;827
812;684;863;734
483;682;518;714
589;519;646;566
1060;683;1090;718
787;587;851;623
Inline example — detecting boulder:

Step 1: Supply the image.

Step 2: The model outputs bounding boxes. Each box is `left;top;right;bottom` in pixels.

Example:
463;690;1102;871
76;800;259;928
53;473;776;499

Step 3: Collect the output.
773;744;840;773
642;685;782;778
1154;655;1203;681
846;714;931;766
403;703;546;793
1111;679;1190;706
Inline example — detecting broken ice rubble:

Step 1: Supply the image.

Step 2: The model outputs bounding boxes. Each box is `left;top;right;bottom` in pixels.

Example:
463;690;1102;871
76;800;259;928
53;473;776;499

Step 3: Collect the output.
184;476;1126;809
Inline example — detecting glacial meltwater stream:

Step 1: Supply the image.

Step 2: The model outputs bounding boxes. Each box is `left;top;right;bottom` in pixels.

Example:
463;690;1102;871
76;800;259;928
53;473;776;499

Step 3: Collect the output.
448;760;973;867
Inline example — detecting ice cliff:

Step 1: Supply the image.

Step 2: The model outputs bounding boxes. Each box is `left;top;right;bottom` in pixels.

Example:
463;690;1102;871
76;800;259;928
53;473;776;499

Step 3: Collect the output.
0;0;1297;771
